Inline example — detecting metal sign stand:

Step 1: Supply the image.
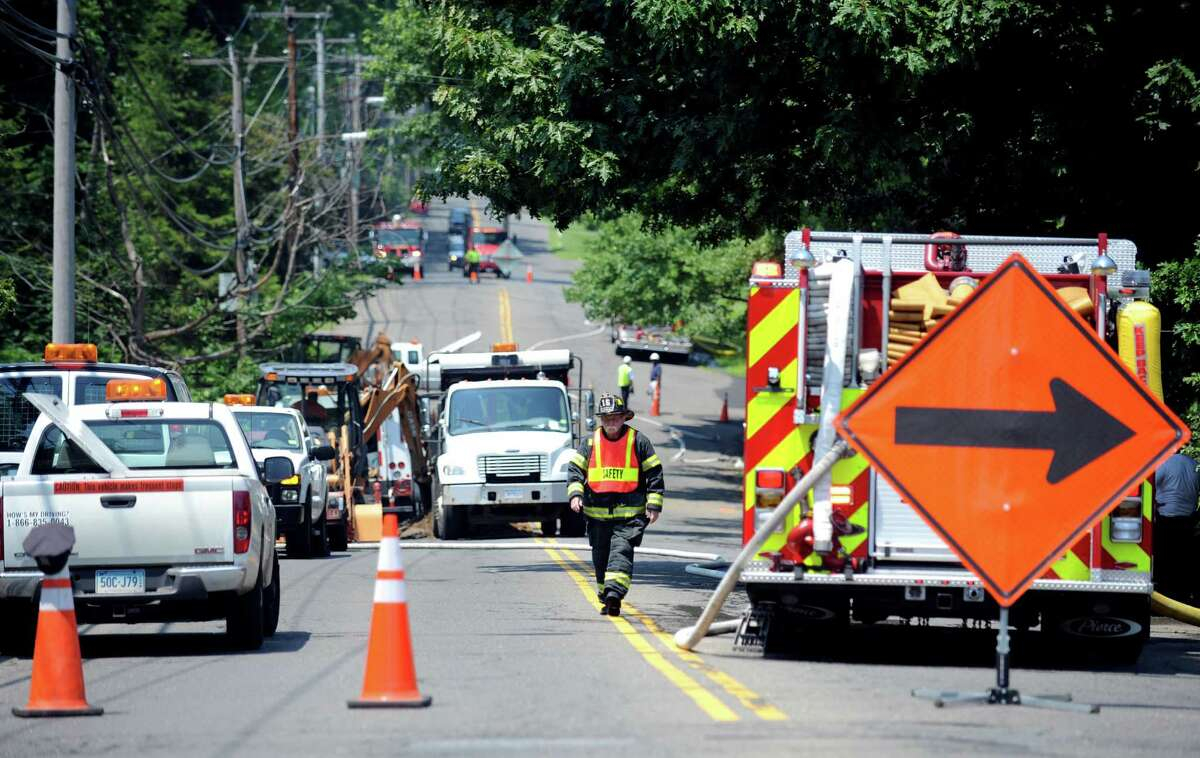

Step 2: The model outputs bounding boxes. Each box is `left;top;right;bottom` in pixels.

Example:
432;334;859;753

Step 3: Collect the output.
912;607;1099;714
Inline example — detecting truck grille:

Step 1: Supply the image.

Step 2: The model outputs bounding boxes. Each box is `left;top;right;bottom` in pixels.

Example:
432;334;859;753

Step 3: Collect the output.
479;454;544;483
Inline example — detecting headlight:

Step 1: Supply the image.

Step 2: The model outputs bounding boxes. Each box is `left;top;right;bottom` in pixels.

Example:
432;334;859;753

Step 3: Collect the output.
442;464;465;476
281;488;300;502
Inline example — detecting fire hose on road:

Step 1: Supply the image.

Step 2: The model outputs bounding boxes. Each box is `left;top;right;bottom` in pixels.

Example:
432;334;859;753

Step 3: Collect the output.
1152;591;1200;626
673;439;849;651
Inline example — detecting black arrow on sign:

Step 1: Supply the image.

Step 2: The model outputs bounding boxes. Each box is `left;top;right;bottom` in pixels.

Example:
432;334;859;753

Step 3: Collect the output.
894;378;1134;484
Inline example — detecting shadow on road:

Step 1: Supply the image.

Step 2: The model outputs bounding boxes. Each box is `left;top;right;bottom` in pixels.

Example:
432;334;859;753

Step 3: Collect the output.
76;629;312;659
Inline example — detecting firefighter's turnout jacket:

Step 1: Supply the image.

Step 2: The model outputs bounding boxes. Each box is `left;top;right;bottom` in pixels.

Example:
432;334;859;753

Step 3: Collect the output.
567;426;664;519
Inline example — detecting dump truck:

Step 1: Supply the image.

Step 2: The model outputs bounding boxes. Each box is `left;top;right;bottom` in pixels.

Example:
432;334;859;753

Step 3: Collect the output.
424;346;592;539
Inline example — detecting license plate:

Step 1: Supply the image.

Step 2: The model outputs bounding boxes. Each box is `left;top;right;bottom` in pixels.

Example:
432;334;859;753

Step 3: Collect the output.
95;569;145;594
501;488;524;502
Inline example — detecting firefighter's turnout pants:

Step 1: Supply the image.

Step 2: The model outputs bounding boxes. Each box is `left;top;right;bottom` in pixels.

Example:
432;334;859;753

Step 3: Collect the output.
588;514;648;600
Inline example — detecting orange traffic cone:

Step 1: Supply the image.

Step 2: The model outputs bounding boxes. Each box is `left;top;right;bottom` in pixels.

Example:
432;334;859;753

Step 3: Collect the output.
348;511;432;708
13;568;102;718
651;382;661;417
719;392;729;423
525;264;533;284
413;262;423;281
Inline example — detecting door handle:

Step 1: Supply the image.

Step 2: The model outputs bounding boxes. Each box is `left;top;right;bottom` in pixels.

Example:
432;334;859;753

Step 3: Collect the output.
100;495;137;508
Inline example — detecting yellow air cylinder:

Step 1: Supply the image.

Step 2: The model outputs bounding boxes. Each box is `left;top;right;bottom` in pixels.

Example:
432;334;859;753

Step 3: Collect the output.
1117;300;1163;400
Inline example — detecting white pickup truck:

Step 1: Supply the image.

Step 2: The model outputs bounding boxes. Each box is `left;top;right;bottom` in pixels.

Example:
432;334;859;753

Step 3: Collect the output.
0;387;285;654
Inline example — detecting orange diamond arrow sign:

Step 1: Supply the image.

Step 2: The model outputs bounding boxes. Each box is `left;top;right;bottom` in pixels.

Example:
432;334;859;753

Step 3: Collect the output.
837;254;1189;606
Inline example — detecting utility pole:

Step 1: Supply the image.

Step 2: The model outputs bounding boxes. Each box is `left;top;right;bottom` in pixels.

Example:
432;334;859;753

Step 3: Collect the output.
52;0;77;343
301;34;353;162
348;53;362;256
314;26;325;161
286;8;299;185
228;39;247;347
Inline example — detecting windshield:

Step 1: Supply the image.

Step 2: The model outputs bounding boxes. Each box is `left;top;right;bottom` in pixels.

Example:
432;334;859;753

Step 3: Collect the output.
233;411;303;452
475;230;507;245
0;375;63;453
32;420;237;473
448;386;568;435
377;228;421;246
259;382;340;428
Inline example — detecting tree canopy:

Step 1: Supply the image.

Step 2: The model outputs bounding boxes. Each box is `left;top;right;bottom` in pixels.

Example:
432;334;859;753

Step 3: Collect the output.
374;1;1199;260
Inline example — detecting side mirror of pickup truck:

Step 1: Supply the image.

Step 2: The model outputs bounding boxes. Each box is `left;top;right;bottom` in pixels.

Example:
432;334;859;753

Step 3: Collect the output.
262;456;295;483
311;445;336;462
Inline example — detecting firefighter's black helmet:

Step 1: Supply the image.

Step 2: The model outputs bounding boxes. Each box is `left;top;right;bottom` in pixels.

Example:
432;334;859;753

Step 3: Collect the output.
596;393;632;418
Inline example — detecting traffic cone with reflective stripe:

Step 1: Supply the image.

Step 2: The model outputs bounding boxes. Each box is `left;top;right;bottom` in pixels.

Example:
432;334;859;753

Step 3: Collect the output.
348;510;432;708
13;569;102;718
651;382;661;417
719;392;729;422
413;262;423;281
525;264;533;283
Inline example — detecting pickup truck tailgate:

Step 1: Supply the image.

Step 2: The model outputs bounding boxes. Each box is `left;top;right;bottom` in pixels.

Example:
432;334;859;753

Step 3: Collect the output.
3;476;237;569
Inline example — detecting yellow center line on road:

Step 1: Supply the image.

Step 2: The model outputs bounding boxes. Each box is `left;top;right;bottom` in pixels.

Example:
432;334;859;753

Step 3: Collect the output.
498;288;514;344
557;546;788;722
538;542;739;722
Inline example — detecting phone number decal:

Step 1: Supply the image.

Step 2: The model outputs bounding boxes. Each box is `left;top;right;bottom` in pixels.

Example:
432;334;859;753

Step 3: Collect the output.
5;511;73;528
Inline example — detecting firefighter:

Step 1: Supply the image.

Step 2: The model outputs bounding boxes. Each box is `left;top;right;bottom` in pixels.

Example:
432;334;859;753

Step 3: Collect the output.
1153;452;1199;601
464;247;482;281
617;355;634;407
567;393;664;616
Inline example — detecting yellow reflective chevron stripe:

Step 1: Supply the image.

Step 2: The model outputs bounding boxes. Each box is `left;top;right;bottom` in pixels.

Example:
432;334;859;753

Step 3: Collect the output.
1050;547;1089;581
567;482;585;497
641;454;662;471
646;492;664;508
584;505;645;520
748;288;799;367
605;571;631;589
570;452;587;468
745;359;797;440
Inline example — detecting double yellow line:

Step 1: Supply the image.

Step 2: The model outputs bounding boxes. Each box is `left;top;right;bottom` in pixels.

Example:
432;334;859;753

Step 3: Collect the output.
498;288;514;344
538;540;787;723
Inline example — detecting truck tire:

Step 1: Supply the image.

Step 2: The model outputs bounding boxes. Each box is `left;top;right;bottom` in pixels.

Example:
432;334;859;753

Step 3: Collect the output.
560;506;586;537
435;497;468;540
288;496;313;559
0;599;36;657
264;553;281;638
227;569;265;651
329;513;349;552
310;496;330;557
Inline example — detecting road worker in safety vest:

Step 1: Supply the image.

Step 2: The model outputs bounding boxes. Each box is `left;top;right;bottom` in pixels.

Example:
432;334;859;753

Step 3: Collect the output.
567;393;664;617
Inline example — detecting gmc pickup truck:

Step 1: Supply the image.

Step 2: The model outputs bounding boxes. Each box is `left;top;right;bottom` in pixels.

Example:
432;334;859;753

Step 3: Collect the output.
0;382;287;653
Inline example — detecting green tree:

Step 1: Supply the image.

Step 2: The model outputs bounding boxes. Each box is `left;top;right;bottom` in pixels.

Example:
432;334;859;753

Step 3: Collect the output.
1153;240;1200;457
565;215;773;349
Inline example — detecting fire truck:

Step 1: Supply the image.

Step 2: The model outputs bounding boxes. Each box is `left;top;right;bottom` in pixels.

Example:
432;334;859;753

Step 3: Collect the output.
371;217;427;277
738;230;1160;661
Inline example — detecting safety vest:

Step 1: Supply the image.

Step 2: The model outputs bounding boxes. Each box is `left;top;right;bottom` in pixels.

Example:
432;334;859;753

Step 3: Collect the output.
586;429;639;494
465;249;481;264
617;364;632;387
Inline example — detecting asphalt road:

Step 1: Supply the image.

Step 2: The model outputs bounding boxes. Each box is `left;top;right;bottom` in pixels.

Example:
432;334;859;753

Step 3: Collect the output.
2;199;1199;756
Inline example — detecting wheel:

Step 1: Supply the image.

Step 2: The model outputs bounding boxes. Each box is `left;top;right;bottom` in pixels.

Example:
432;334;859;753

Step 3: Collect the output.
560;506;586;537
227;568;265;651
328;513;349;552
0;599;36;657
310;497;330;557
435;496;468;539
540;517;558;538
287;497;313;558
264;554;281;638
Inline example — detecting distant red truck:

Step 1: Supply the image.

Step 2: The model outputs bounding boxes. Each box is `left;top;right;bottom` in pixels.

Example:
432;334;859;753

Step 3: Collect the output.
372;217;427;276
467;225;510;278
